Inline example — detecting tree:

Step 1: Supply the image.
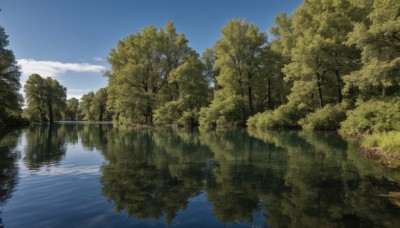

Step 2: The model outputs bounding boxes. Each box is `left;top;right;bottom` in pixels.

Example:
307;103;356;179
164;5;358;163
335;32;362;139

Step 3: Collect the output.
0;25;23;125
106;22;201;125
63;98;80;121
282;0;362;109
92;88;109;121
24;74;67;122
154;56;211;126
200;19;267;126
346;0;400;98
80;91;95;121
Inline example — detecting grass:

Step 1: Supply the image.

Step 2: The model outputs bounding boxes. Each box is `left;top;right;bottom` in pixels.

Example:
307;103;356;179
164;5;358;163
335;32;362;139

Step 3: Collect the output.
362;131;400;168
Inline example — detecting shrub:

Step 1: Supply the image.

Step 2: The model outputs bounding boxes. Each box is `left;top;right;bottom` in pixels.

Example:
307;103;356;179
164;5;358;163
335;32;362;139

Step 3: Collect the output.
299;104;347;130
199;95;246;127
247;104;304;129
362;131;400;168
340;98;400;135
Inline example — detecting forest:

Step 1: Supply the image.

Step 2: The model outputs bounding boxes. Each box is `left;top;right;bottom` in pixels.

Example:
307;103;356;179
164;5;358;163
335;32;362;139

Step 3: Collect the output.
0;0;399;165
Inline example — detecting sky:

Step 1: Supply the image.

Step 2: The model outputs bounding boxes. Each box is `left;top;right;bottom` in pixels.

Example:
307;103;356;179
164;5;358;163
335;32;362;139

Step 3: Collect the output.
1;0;302;100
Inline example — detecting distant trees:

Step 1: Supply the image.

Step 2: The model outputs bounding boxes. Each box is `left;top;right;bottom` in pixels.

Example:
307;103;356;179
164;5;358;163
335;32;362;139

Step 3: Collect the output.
80;91;95;121
0;25;23;125
24;74;67;122
79;88;112;121
63;98;80;121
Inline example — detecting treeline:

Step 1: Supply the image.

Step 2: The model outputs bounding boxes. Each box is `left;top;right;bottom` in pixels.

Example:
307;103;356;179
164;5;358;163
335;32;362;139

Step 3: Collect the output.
104;0;399;134
1;0;399;139
23;74;112;122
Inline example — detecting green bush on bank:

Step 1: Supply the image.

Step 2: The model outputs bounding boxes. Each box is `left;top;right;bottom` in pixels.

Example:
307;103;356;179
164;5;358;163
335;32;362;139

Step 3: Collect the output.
247;104;304;129
362;131;400;168
340;99;400;136
199;95;246;127
299;104;347;130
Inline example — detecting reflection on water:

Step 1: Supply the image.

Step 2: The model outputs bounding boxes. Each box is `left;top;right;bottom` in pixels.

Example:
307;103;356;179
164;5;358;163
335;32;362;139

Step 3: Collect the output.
0;124;400;227
0;128;21;228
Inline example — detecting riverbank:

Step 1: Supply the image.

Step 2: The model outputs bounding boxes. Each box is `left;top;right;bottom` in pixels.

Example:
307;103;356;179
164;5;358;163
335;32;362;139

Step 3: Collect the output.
361;131;400;169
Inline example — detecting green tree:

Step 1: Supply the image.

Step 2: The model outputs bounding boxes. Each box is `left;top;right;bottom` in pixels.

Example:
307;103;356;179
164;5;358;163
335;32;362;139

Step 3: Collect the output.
106;22;201;125
24;74;67;122
154;57;210;126
200;19;267;126
63;97;80;121
0;25;23;125
80;91;95;121
345;0;400;98
283;0;361;109
92;88;110;121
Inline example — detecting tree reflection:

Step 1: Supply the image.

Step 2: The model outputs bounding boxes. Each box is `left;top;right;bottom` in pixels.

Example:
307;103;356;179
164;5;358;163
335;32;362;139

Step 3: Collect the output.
85;126;400;226
23;124;68;170
100;128;211;225
0;128;21;228
248;129;400;227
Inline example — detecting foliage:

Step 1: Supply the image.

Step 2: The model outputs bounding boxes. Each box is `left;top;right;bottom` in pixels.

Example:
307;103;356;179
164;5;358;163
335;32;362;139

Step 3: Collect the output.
106;22;209;126
345;0;400;98
0;25;23;126
299;104;347;130
247;104;304;129
362;131;400;168
200;19;268;126
154;57;210;126
199;94;246;127
80;91;95;121
24;74;67;122
63;98;80;120
340;98;400;135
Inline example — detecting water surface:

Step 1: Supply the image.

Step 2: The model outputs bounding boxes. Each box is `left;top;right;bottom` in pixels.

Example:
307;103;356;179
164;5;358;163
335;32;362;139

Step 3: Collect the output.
0;124;399;227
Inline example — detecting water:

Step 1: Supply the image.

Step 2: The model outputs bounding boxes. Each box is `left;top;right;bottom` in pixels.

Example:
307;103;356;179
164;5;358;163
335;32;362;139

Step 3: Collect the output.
0;123;399;228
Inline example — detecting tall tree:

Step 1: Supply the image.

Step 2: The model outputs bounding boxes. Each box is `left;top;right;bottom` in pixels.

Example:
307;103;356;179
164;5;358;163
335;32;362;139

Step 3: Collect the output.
346;0;400;98
200;19;266;126
0;25;23;125
24;74;67;122
63;98;80;121
80;91;95;121
154;56;211;126
282;0;362;109
92;88;109;121
106;22;199;125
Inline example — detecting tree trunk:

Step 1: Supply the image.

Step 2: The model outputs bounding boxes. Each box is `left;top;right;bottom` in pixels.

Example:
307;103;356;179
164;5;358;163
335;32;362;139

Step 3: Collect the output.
247;73;254;114
248;85;254;114
335;70;343;103
48;101;53;123
267;77;272;109
99;107;104;121
316;73;324;108
147;106;153;124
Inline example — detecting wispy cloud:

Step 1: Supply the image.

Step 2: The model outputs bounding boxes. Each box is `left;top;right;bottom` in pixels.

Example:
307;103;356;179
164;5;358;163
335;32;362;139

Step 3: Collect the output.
17;59;108;101
68;89;92;100
93;57;104;62
18;59;106;78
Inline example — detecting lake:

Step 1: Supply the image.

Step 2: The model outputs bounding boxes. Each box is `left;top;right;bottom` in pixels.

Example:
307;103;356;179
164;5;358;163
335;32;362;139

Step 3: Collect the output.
1;123;399;228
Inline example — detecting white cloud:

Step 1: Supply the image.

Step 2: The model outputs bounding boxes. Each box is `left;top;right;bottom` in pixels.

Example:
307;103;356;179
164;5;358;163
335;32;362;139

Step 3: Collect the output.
17;59;108;102
93;57;104;62
18;59;106;78
67;89;92;100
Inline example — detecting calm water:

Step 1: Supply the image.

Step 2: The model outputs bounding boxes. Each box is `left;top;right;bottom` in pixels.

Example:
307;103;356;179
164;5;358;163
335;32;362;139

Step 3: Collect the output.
1;123;400;228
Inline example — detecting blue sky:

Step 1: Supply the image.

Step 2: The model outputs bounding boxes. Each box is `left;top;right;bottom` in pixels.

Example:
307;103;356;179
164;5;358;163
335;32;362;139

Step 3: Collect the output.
1;0;302;99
